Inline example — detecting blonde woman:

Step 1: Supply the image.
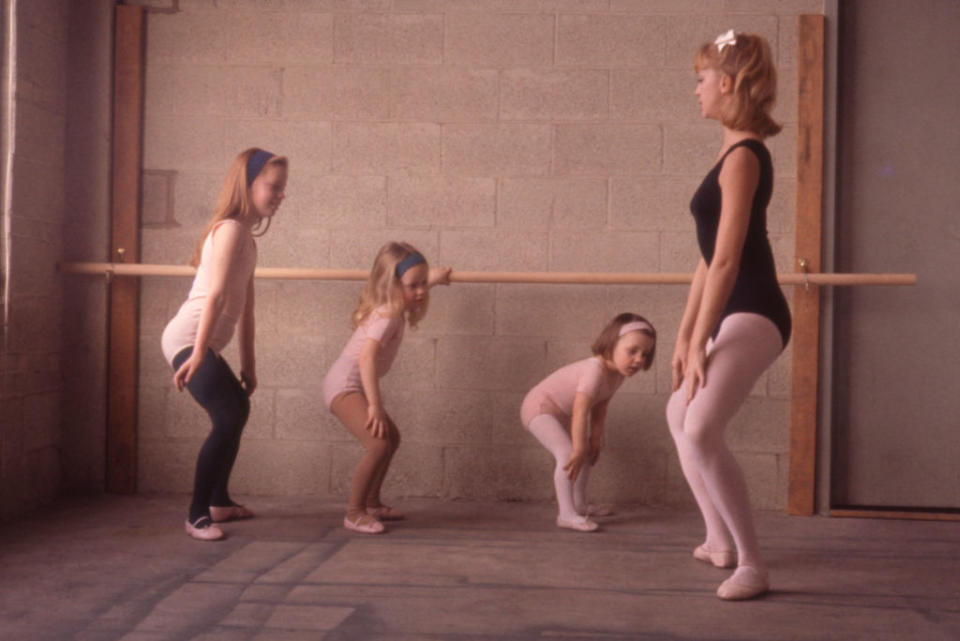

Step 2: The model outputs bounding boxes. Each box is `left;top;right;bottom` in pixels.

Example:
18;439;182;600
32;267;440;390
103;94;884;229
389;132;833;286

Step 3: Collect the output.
322;242;451;534
666;31;791;600
162;148;288;541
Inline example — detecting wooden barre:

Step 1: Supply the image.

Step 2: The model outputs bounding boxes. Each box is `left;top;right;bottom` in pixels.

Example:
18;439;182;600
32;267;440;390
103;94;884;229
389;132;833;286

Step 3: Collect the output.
58;262;917;287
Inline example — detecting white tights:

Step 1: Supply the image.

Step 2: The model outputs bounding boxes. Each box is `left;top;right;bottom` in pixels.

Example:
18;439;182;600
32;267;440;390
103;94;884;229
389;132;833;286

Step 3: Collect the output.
666;313;783;570
527;414;592;521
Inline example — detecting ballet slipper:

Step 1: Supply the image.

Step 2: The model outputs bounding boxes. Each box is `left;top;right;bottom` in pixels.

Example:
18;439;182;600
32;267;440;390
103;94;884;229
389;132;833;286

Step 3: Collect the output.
584;504;614;518
209;504;255;523
556;516;600;532
366;505;405;521
693;544;736;569
184;517;224;541
717;565;770;601
344;514;385;534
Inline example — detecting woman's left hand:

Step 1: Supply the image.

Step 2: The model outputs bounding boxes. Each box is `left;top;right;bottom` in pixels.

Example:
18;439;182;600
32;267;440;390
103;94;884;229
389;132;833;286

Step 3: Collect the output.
240;369;257;396
684;346;707;403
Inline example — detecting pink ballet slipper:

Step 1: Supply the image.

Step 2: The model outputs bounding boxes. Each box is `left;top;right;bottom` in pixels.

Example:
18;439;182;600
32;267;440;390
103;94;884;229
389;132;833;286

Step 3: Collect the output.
693;544;736;569
344;514;385;534
209;504;255;523
184;517;224;541
556;516;599;532
366;505;405;521
717;565;770;600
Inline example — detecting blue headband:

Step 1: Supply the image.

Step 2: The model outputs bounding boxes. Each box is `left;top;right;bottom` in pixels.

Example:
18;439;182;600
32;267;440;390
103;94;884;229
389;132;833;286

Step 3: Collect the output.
395;252;425;279
246;149;275;186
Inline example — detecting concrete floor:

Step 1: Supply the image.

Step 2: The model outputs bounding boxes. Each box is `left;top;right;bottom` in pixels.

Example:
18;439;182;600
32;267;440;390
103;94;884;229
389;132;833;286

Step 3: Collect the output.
0;495;958;641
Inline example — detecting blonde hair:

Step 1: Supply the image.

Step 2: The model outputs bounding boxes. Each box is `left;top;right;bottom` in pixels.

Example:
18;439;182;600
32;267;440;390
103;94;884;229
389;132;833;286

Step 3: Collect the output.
694;32;781;138
591;312;657;370
190;148;289;267
352;241;429;329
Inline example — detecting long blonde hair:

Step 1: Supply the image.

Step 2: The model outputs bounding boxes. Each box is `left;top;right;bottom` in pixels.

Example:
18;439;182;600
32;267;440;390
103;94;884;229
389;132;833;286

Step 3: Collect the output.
694;32;781;138
352;241;429;329
190;148;288;267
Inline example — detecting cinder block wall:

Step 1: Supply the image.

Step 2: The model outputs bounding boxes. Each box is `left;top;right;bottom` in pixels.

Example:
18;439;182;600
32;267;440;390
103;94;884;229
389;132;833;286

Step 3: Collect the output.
137;0;819;509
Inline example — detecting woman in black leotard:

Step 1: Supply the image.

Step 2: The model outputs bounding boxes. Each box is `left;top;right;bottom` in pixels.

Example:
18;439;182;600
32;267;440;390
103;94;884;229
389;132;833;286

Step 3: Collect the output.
665;30;791;601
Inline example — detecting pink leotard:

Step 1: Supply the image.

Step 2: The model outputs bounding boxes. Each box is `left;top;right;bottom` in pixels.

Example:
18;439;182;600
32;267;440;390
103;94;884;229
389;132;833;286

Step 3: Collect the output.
521;356;624;428
322;306;406;409
160;219;257;365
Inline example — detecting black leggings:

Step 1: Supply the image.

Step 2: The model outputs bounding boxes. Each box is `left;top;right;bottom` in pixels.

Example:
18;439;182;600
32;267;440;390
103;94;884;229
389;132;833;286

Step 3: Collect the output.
173;347;250;523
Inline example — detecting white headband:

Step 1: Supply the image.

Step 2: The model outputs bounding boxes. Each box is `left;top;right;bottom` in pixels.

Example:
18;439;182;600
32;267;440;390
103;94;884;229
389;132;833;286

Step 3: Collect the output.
618;320;653;337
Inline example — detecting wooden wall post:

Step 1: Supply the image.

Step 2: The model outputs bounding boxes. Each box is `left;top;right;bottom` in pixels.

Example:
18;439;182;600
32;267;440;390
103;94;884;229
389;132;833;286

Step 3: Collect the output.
788;14;825;515
107;5;144;493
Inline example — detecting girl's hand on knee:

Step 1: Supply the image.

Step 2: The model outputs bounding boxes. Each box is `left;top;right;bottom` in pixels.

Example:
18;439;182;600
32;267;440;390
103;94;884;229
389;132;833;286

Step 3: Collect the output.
684;347;707;403
564;449;587;482
671;343;688;391
173;353;203;391
240;369;257;396
365;404;388;439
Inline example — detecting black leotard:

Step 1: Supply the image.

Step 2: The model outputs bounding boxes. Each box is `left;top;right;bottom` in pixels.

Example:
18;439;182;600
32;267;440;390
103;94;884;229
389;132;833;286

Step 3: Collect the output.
689;138;791;348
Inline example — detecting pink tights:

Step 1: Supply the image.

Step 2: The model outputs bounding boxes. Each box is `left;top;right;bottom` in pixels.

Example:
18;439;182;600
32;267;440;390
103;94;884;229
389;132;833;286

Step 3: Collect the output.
666;313;783;570
527;414;592;521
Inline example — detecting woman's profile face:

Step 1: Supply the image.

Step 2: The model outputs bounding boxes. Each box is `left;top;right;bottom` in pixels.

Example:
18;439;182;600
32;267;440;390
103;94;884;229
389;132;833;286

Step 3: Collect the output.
695;67;725;120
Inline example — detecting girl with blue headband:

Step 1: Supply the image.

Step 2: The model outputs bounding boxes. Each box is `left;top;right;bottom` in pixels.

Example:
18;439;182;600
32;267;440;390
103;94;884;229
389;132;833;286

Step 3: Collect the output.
322;241;451;533
161;148;288;541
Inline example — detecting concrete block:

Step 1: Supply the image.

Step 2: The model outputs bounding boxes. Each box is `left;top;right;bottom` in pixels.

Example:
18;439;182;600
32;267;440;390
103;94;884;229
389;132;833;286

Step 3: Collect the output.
230;440;330;495
498;178;608;230
554;124;661;176
450;445;552;501
727;397;790;453
767;342;792;398
401;0;608;10
393;67;498;122
769;122;798;178
769;232;795;275
147;11;227;64
611;68;699;122
495;284;607;339
587;441;669;504
138;438;202;492
257;333;328;388
550;229;660;273
333;123;440;175
416;283;496;336
144;115;225;172
662;122;717;175
772;63;799;125
225;12;333;65
725;0;824;15
501;69;607;121
14;102;66;169
778;12;801;70
738;452;787;511
604;392;672;453
142;170;176;228
445;13;554;67
282;66;391;120
443;124;552;177
767;176;796;234
661;15;779;69
334;13;443;65
145;65;222;118
138;385;168;441
167;170;223;230
436;336;547;392
245;389;276;441
557;15;664;67
256;280;352;338
438;229;548;271
610;0;722;12
490;390;531;446
256;225;330;269
378;335;438;391
296;175;387;230
225;119;332;175
327;228;438;270
221;66;284;118
18;27;66;111
659;231;700;273
611;176;700;233
382;389;494;445
11;157;65;223
388;176;496;227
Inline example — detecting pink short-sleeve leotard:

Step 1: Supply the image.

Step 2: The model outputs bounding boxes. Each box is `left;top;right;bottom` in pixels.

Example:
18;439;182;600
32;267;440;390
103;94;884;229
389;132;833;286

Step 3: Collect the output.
520;357;624;428
160;219;257;365
322;306;406;409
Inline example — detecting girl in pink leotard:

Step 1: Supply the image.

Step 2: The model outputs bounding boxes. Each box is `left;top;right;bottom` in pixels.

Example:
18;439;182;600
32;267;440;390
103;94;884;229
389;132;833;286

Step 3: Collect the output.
522;313;656;532
322;242;451;534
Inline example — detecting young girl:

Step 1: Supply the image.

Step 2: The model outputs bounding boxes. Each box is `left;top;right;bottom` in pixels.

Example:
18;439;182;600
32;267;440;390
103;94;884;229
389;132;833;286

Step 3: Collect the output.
667;30;791;600
522;313;656;532
161;148;288;541
322;242;451;534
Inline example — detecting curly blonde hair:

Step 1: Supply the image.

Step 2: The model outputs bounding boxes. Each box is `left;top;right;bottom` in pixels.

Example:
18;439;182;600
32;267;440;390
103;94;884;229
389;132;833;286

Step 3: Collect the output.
352;241;429;329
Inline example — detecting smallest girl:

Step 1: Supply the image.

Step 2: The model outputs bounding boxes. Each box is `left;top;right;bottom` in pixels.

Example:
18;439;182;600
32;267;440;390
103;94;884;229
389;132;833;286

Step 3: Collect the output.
322;242;451;534
522;313;656;532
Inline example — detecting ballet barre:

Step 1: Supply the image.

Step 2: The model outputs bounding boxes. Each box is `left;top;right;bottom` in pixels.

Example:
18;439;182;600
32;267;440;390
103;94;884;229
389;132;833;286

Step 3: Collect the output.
58;262;917;287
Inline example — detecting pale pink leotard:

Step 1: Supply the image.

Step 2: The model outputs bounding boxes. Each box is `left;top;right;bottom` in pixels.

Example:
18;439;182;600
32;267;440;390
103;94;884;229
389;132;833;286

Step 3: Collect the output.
322;306;406;409
521;357;624;428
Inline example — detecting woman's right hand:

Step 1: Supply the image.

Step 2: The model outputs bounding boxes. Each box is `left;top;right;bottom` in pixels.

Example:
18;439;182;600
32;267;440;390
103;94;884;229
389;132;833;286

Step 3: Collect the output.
671;340;689;392
173;352;204;392
365;404;388;439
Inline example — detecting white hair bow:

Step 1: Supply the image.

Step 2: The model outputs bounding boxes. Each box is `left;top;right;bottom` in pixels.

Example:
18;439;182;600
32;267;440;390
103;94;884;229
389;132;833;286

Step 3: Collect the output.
714;29;737;52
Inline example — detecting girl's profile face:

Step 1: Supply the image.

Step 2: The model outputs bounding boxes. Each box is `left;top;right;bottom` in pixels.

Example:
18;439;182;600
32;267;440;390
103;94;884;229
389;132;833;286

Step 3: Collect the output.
608;330;655;377
695;67;725;120
250;164;287;219
398;262;428;310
